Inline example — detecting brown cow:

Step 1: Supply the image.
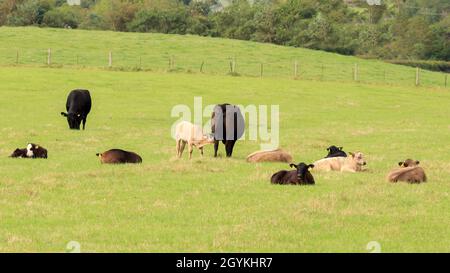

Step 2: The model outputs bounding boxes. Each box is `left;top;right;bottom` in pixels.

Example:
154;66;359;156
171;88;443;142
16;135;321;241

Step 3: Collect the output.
387;159;427;183
96;149;142;164
246;149;293;163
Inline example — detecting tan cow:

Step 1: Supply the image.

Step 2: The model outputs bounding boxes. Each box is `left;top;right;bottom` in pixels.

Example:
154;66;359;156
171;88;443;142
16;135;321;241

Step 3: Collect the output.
387;159;427;183
175;121;214;159
313;152;367;172
246;149;293;163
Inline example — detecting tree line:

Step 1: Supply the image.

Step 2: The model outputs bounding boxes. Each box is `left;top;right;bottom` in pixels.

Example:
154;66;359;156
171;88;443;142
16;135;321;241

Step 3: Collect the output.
0;0;449;63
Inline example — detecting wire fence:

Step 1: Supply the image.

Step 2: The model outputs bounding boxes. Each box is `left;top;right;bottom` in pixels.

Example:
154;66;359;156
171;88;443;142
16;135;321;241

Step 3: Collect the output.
0;47;448;88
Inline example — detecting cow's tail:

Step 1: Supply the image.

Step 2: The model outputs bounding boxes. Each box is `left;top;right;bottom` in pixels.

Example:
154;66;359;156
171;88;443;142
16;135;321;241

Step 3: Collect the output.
96;153;102;157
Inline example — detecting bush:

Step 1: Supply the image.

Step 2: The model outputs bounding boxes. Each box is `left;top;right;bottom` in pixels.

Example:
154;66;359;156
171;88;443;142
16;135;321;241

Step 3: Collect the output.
387;60;450;72
42;6;81;28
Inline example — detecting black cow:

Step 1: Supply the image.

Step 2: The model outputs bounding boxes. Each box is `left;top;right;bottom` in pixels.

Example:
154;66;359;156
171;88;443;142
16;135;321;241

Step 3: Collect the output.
271;163;315;185
325;145;347;158
61;89;92;130
211;104;245;157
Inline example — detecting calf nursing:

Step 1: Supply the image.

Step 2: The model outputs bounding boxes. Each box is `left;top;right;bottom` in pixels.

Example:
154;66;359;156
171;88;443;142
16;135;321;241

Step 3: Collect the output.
175;121;214;159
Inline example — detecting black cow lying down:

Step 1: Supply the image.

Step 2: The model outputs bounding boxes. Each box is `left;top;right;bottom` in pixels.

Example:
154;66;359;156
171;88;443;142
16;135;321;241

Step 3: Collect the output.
325;145;347;158
271;163;315;185
10;143;48;159
96;149;142;164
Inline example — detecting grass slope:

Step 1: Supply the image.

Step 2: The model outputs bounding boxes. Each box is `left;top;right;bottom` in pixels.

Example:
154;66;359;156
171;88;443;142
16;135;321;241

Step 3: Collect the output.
0;66;449;252
0;27;448;87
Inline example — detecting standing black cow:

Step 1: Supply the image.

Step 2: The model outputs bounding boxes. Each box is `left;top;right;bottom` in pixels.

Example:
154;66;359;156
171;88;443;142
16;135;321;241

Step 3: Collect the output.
61;89;92;130
211;104;245;157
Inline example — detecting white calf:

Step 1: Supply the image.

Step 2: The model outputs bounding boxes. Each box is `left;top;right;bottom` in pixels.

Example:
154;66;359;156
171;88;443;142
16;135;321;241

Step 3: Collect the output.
175;121;214;159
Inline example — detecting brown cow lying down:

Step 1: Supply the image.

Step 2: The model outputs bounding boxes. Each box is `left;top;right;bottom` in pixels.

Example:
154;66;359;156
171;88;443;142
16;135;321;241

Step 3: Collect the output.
271;163;315;185
246;149;293;163
387;159;427;183
313;152;366;172
96;149;142;164
10;143;48;159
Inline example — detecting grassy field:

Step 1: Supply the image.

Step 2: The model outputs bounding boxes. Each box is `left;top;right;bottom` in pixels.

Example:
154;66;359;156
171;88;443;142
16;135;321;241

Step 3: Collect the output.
0;27;448;88
0;64;449;252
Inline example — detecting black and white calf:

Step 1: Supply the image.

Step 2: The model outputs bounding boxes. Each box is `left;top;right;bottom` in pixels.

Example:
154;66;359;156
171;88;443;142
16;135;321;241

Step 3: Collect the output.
61;89;92;130
10;143;47;159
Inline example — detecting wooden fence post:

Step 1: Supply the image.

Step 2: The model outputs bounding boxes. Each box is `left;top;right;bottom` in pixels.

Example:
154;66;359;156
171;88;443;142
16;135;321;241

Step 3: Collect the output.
108;51;112;68
200;61;204;73
47;48;51;65
16;50;19;64
232;57;236;73
294;60;298;79
415;67;420;86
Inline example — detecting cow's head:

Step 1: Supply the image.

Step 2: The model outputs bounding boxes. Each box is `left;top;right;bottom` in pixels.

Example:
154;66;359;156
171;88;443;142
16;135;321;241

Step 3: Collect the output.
61;112;82;129
398;159;420;167
349;152;367;167
290;162;315;184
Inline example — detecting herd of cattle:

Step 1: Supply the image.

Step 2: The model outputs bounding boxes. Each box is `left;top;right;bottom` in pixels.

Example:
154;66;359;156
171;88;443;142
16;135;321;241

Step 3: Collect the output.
8;89;427;185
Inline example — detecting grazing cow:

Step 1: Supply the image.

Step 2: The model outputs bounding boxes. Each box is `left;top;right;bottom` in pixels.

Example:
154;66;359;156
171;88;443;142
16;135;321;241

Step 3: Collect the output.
246;149;293;163
10;144;48;159
175;121;214;159
325;145;347;158
313;152;366;172
96;149;142;164
211;104;245;157
387;159;427;183
61;89;92;130
271;163;315;185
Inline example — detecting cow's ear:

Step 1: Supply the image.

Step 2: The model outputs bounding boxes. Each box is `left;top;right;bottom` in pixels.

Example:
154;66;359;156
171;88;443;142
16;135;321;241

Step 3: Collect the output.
61;112;68;117
326;147;330;151
308;164;314;170
416;161;420;165
403;162;409;167
289;163;297;169
349;152;355;157
398;162;403;166
339;147;343;150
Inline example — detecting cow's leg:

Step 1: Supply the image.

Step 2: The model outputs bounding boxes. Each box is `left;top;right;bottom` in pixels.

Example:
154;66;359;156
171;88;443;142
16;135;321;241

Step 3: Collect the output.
200;147;204;157
225;141;236;157
188;143;193;160
179;141;186;158
176;139;181;157
82;117;87;130
213;140;219;157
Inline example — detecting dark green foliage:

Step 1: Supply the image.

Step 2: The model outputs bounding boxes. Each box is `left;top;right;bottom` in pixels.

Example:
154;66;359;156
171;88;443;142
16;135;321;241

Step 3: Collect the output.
0;0;448;62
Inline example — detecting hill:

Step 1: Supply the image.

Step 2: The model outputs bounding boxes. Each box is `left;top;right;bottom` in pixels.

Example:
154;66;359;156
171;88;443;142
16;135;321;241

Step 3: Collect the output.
0;27;447;88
